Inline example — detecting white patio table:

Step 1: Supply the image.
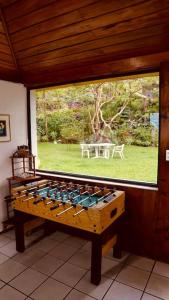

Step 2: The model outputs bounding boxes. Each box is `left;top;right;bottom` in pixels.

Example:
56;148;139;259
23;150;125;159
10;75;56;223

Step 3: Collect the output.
86;143;115;159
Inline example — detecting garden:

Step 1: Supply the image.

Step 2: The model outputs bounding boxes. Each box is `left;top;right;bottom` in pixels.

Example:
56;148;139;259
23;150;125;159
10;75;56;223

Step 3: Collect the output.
36;75;159;183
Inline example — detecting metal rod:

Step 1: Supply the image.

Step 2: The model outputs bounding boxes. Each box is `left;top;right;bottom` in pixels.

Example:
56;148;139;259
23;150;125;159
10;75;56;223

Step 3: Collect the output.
49;186;59;192
73;208;85;216
78;190;100;205
56;190;100;217
45;200;54;205
88;192;112;207
55;188;87;209
22;196;35;202
57;190;88;208
73;191;111;217
15;181;52;195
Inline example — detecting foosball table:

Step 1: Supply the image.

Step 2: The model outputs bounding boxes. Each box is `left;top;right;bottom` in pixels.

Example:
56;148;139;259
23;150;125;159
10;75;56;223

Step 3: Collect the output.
10;178;125;285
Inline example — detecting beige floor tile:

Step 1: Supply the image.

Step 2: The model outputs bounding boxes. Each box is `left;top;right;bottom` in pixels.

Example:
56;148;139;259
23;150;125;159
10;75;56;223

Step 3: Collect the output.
49;231;70;242
25;236;41;247
65;289;95;300
142;293;162;299
153;261;169;278
0;235;11;247
68;250;91;270
75;271;112;300
126;255;155;271
49;243;77;261
32;254;64;276
52;262;86;287
63;236;87;249
0;240;18;257
0;280;5;288
81;242;91;253
0;285;26;300
146;273;169;300
102;257;123;279
103;281;142;300
0;252;9;264
13;247;46;267
31;278;71;300
10;268;47;295
33;237;59;252
116;265;150;290
0;259;26;282
4;230;15;239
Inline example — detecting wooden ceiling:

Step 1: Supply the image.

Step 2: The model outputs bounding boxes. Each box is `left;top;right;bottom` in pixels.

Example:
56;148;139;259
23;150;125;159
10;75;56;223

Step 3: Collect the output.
0;0;169;88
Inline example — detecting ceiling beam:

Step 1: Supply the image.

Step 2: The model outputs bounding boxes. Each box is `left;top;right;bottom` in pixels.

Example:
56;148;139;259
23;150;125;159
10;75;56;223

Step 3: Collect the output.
0;6;21;79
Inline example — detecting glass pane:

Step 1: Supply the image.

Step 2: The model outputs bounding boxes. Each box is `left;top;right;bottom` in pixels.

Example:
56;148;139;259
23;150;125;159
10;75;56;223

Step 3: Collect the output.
35;74;159;184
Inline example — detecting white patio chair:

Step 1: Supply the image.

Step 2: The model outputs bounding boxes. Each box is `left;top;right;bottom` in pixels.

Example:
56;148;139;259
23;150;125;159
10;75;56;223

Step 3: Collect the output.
102;145;111;159
80;144;90;158
112;144;124;159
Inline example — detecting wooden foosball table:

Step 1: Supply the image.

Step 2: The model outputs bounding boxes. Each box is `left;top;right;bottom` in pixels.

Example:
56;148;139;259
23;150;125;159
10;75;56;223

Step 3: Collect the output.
11;179;125;285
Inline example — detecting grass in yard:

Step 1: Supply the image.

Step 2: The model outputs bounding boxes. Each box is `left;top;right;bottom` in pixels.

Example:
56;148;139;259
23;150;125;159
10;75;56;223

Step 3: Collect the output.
37;143;158;183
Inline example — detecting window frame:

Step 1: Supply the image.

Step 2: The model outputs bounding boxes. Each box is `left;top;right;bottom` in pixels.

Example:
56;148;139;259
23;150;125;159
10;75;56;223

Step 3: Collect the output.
27;72;160;189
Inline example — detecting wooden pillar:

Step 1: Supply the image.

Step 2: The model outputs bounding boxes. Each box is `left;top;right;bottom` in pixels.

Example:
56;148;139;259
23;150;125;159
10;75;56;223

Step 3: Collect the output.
153;63;169;260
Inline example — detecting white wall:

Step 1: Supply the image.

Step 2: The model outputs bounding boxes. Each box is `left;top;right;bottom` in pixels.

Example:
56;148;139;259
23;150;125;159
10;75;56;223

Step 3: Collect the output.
0;80;27;231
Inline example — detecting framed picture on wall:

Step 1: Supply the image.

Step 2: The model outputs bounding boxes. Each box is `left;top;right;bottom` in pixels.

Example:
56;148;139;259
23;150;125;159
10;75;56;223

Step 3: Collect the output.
0;114;11;142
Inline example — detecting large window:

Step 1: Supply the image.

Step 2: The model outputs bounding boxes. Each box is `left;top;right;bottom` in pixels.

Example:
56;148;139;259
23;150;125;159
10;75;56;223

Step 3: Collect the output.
34;74;159;184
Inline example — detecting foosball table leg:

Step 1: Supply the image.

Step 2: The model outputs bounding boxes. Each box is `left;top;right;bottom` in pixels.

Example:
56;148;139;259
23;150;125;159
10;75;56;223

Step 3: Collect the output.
91;239;102;285
14;210;25;252
113;236;122;259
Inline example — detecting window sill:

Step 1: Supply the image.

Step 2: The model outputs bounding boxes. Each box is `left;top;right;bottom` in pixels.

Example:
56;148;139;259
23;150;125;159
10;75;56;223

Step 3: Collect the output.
35;170;158;192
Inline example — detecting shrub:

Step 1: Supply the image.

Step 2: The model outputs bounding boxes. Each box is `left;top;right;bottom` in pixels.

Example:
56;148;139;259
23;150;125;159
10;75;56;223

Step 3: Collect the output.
132;127;152;146
41;135;49;142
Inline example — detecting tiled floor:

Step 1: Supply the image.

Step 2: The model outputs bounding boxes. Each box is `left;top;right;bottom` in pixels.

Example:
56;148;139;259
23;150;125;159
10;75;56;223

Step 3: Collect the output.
0;230;168;299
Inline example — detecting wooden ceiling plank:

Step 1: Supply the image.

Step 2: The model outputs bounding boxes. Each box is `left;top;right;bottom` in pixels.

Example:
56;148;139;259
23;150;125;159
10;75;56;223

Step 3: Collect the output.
23;51;165;88
4;0;142;24
93;9;169;38
0;20;4;32
23;50;162;78
11;1;169;52
15;9;169;60
0;43;12;54
17;23;169;63
19;33;169;71
16;31;95;58
0;50;15;63
7;0;98;33
0;7;20;71
0;60;16;69
0;0;18;8
11;10;83;43
3;0;57;22
9;0;143;41
0;32;9;45
17;23;169;66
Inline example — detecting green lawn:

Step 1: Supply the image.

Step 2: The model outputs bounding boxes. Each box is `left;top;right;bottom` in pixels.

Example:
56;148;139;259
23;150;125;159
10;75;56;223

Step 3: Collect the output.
37;143;158;183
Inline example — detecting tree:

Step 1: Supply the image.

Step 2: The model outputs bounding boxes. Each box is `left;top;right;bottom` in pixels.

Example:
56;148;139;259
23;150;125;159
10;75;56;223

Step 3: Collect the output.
35;76;159;146
88;81;140;141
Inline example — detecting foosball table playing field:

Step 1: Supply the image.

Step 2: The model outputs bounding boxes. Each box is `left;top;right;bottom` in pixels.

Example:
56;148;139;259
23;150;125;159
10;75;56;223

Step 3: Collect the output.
10;178;125;285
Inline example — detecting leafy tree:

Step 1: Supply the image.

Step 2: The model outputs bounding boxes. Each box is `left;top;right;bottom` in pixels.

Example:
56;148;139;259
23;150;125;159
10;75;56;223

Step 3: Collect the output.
35;75;159;146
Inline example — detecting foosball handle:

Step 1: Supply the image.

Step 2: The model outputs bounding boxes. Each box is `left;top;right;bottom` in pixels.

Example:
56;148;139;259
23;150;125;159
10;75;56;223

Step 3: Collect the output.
33;197;44;204
50;205;59;210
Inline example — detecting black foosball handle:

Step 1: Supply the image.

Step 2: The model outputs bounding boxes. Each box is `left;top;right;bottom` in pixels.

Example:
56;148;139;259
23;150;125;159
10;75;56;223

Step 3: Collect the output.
33;197;44;205
50;205;59;211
